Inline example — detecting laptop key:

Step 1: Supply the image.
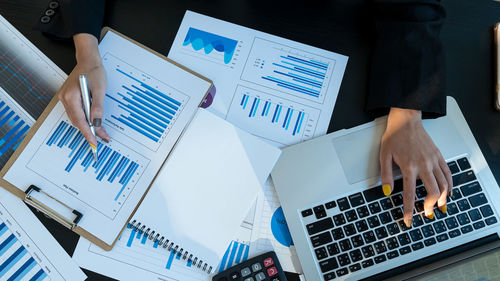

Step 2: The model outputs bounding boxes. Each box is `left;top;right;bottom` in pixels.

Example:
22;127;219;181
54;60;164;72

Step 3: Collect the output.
447;161;460;174
380;198;393;210
453;171;476;187
457;157;471;170
306;217;334;235
433;221;447;233
349;263;362;272
325;201;337;209
362;259;374;268
457;199;471;211
311;232;333;247
447;203;459;215
480;205;494;217
397;233;411;246
374;255;387;264
445;217;459;229
457;213;470;225
368;202;382;214
336;267;349;277
337;253;351;266
410;229;423;241
413;215;424;227
313;205;327;219
460;182;481;196
399;246;412;255
436;233;449;242
415;186;427;199
415;200;424;213
323;272;336;281
344;224;356;236
337;198;351;211
375;227;388;239
363;187;385;203
356;206;370;218
386;237;399;250
449;229;461;238
355;219;368;232
421;225;435;238
327;243;340;256
301;209;313;217
450;188;462;201
339;239;352;252
486;217;497;225
424;237;437;246
319;257;339;273
469;193;487;208
473;221;485;229
399;220;411;231
391;193;404;206
411;242;424;251
386;222;400;235
391;208;404;221
469;209;482;221
379;212;392;224
349;249;363;262
315;247;328;260
331;228;345;240
435;209;447;220
387;250;399;259
367;216;381;228
333;214;346;226
348;193;365;207
345;210;358;222
363;231;376;243
362;245;375;258
373;241;387;254
423;215;435;224
461;225;473;234
351;235;364;248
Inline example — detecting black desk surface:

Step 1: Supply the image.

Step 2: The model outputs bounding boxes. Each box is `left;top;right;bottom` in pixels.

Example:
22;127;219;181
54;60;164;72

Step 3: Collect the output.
1;0;499;280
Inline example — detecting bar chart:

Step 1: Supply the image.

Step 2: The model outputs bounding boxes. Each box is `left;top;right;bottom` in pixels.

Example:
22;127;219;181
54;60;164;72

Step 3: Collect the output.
226;86;320;146
241;38;336;103
102;53;188;151
27;116;149;219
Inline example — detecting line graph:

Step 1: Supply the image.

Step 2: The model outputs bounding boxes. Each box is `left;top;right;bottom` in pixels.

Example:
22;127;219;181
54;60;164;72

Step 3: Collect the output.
0;56;53;98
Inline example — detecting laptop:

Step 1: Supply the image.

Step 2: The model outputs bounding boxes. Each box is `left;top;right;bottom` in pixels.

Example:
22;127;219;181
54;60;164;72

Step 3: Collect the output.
271;97;500;280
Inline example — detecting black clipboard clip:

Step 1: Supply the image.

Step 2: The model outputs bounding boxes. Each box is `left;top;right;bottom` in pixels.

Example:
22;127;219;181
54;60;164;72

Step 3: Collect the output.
24;185;83;230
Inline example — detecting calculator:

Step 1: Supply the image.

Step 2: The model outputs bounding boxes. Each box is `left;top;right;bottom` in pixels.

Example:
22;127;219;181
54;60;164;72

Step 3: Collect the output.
212;251;287;281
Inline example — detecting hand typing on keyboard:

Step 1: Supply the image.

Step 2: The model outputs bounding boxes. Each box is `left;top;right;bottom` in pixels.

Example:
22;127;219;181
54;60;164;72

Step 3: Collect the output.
380;108;453;227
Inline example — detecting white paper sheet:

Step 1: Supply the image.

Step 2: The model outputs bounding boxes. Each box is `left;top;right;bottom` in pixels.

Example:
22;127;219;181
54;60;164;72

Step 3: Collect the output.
4;30;212;245
0;187;86;280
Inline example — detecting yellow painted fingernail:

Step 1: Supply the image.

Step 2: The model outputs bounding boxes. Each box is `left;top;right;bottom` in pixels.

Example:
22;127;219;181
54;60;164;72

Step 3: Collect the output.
89;143;96;149
426;212;435;220
439;205;447;214
405;218;413;228
382;184;392;196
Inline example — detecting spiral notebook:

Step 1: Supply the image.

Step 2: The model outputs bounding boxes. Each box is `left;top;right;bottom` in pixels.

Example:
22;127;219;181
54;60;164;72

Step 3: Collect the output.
128;108;281;273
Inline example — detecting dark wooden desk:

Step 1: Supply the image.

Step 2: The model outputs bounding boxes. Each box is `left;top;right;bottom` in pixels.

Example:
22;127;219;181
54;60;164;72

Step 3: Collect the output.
0;0;499;280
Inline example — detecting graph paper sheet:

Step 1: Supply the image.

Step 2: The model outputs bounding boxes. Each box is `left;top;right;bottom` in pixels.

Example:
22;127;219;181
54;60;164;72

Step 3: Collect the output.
4;29;212;245
0;187;86;280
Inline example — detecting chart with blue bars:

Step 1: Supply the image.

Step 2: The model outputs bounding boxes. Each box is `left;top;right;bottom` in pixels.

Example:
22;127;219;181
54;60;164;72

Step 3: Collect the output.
226;86;320;146
26;117;148;219
101;53;188;152
181;27;240;68
241;38;335;103
0;220;49;281
0;87;33;171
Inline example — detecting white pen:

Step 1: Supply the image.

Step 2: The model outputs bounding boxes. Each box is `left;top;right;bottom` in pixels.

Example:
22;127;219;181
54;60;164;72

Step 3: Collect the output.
78;75;98;161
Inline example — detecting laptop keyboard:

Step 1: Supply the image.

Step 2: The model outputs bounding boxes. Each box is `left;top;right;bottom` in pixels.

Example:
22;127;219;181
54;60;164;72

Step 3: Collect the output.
300;157;498;280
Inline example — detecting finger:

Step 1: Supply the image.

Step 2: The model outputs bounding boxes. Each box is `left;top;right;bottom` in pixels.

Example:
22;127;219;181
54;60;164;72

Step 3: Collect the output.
433;167;448;213
61;92;97;148
421;168;440;220
402;168;417;227
380;147;394;196
88;82;111;142
439;157;453;196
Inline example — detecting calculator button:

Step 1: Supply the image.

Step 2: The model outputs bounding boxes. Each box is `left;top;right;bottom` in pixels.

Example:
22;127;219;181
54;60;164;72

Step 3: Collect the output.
241;267;251;277
243;278;254;281
263;257;274;267
255;272;266;281
270;278;281;281
267;266;278;276
230;271;240;280
251;262;262;272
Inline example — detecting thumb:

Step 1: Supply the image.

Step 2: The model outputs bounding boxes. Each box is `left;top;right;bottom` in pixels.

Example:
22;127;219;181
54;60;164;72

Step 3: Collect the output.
380;150;394;197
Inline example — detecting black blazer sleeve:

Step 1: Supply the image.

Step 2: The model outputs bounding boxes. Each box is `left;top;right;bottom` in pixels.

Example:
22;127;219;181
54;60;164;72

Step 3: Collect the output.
34;0;105;40
367;0;446;118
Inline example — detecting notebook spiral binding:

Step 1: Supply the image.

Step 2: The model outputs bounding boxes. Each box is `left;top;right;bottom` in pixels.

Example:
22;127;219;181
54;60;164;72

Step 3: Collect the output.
129;220;213;274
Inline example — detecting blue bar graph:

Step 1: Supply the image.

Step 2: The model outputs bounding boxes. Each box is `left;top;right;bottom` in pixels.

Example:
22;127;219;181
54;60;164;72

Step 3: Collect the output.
0;99;31;170
0;218;47;280
46;121;140;200
218;241;250;273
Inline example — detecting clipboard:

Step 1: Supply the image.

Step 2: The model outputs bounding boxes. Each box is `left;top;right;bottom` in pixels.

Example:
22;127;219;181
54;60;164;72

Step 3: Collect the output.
0;27;213;251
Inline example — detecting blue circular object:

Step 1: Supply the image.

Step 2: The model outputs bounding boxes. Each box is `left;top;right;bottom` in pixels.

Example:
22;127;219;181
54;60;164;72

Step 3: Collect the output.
271;207;293;247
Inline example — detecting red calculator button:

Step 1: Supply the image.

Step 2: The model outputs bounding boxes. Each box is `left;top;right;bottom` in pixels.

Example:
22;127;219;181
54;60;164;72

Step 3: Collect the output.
263;257;274;267
267;267;278;276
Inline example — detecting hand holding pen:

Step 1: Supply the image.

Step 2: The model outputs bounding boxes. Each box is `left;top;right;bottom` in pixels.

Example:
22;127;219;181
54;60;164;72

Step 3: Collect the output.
57;34;110;156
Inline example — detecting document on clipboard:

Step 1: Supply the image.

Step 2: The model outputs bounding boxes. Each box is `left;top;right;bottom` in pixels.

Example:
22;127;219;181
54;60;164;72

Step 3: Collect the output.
0;28;213;250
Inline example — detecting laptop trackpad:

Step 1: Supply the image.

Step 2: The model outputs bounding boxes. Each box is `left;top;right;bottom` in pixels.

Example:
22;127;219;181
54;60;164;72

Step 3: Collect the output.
332;123;385;184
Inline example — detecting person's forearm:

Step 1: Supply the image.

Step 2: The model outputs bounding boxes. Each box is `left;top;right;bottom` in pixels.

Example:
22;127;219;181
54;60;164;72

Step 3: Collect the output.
74;33;101;65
